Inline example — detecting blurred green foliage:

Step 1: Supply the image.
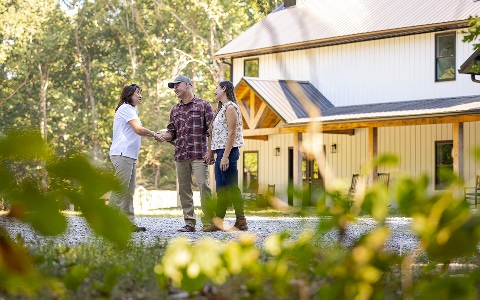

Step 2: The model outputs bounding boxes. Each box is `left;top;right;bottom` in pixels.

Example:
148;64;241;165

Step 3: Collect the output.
0;129;133;295
3;146;480;298
153;153;480;299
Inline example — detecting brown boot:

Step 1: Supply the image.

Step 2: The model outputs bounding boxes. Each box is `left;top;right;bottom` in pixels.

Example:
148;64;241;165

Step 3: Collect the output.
233;218;248;231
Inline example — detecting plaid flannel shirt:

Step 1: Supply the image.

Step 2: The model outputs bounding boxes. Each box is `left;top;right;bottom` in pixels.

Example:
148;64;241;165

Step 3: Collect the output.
166;96;214;161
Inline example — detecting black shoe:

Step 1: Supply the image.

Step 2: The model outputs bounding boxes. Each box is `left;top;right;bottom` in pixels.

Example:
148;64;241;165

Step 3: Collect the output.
132;225;147;232
177;225;196;232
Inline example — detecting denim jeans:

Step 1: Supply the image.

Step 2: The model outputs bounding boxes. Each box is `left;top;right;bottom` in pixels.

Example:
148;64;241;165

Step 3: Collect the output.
214;147;245;219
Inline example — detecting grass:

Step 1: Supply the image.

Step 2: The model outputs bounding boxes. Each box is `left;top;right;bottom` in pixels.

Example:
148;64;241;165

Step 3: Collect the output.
16;240;170;299
2;206;479;299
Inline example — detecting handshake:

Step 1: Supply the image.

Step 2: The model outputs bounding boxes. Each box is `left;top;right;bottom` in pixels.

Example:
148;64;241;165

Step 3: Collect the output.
154;132;168;142
153;129;169;142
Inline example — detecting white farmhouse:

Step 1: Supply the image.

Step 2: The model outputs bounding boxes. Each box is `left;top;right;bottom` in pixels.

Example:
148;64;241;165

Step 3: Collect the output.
214;0;480;207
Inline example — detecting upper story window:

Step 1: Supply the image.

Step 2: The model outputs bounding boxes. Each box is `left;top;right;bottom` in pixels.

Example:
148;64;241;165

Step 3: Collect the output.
435;32;456;81
244;58;259;77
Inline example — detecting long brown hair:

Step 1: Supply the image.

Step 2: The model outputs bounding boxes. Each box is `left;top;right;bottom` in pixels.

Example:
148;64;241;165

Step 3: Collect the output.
115;83;142;112
216;81;238;114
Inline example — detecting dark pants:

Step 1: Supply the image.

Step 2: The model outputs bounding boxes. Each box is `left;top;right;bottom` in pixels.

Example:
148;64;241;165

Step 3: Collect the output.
214;147;245;219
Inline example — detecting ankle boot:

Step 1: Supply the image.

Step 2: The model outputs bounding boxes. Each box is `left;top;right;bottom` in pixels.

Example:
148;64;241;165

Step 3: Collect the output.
233;218;248;231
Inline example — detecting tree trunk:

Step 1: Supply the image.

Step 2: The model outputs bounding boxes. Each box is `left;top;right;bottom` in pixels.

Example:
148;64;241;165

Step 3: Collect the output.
75;23;99;160
38;63;49;191
38;64;49;140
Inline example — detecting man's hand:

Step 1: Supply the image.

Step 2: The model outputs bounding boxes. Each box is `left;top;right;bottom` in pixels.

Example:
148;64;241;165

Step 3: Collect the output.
155;133;166;142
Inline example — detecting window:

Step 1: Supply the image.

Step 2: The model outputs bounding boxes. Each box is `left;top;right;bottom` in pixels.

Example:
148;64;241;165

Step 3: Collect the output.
435;140;453;189
435;32;456;81
244;58;259;77
243;151;258;193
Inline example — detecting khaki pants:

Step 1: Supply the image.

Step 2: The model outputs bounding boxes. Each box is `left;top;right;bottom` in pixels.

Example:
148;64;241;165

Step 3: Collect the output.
109;155;136;216
176;159;214;227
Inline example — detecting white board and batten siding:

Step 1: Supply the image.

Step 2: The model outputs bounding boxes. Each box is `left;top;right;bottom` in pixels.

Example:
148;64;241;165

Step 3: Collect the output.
240;133;292;199
242;122;480;204
232;29;480;106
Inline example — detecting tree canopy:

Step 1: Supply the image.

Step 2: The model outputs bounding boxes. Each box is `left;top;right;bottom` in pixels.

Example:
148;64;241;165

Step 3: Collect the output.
0;0;278;189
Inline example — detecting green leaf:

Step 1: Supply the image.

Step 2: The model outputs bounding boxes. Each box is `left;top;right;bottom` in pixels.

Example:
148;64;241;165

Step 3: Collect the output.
11;182;67;236
63;265;90;291
0;130;50;161
47;155;121;199
71;194;131;247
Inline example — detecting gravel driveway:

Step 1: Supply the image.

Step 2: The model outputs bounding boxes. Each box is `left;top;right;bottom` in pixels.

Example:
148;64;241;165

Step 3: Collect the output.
0;215;419;254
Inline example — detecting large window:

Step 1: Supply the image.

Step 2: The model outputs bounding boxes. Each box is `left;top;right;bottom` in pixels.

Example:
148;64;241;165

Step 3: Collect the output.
244;58;259;77
243;151;258;193
435;32;456;81
435;140;453;189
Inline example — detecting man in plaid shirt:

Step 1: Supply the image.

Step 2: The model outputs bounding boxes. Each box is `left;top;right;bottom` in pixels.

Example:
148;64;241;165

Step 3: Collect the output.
157;75;215;232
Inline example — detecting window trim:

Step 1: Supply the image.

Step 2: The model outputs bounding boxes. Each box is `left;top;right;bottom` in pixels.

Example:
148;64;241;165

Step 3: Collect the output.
242;150;259;193
244;58;259;77
435;31;456;82
434;140;453;190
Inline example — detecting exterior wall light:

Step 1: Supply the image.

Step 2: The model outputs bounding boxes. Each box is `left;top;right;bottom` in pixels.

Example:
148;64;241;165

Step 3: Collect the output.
331;144;337;153
274;147;280;156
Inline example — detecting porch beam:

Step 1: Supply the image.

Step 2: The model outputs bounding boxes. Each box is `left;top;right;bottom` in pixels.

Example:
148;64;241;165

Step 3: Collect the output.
244;135;269;141
252;102;268;129
242;114;480;137
368;127;378;183
293;132;303;207
249;90;256;126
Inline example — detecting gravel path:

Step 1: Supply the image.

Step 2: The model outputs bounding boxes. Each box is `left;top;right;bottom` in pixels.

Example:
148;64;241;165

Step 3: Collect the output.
0;215;419;254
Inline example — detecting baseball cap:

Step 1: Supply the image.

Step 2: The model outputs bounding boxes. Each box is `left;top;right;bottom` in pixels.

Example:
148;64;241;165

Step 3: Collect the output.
167;75;193;88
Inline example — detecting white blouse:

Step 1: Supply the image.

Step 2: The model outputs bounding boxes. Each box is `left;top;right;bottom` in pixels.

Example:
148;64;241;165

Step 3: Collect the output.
211;101;245;150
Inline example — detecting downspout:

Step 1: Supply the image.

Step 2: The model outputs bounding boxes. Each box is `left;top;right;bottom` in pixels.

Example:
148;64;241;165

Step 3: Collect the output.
471;74;480;83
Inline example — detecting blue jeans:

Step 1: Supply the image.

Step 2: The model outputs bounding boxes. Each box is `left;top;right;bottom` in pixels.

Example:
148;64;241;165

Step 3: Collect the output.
214;147;245;219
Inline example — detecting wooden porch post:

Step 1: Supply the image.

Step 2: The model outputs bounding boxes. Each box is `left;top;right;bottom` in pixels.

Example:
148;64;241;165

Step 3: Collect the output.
293;132;303;206
453;122;464;178
368;127;378;183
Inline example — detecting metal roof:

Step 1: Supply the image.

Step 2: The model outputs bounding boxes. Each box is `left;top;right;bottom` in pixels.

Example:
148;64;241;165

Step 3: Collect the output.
240;77;334;123
292;95;480;124
240;77;480;124
216;0;480;58
459;48;480;75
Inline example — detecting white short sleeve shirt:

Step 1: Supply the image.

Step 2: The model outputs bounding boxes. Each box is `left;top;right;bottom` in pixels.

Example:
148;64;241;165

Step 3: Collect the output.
109;103;141;159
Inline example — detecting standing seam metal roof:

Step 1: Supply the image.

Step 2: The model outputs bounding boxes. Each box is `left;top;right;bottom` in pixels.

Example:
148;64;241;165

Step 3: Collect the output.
240;77;334;123
216;0;480;58
240;77;480;124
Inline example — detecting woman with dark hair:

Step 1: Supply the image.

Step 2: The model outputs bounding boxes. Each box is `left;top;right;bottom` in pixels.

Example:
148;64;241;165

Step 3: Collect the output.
203;81;247;232
109;83;157;232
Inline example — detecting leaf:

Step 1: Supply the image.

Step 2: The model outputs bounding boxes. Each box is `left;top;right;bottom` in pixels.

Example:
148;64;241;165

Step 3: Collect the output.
47;155;121;199
0;130;50;161
10;182;67;236
70;193;131;247
63;265;90;291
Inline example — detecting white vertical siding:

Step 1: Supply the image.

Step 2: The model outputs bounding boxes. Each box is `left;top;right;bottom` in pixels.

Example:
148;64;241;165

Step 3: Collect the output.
240;134;293;200
241;122;480;204
233;29;480;106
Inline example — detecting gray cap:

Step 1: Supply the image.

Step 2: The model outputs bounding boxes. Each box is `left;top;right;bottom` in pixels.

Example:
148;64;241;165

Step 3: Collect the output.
167;75;192;88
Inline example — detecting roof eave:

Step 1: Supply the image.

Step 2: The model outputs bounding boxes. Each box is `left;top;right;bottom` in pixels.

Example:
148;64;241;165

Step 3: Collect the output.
283;110;480;127
214;21;467;60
